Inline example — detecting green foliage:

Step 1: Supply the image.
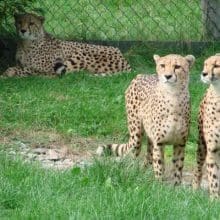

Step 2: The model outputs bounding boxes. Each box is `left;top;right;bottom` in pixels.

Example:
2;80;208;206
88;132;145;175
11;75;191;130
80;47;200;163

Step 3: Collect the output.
0;0;40;36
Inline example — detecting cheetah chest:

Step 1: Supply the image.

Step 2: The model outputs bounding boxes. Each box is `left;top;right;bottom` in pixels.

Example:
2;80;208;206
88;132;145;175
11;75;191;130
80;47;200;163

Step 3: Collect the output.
16;40;63;73
143;95;190;145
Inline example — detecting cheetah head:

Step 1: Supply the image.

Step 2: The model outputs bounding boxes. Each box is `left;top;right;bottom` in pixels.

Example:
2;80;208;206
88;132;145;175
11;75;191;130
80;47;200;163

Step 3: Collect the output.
14;13;45;40
154;54;195;87
201;54;220;86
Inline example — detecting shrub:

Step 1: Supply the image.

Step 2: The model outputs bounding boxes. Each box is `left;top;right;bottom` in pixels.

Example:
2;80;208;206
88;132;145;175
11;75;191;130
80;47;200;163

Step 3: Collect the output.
0;0;41;36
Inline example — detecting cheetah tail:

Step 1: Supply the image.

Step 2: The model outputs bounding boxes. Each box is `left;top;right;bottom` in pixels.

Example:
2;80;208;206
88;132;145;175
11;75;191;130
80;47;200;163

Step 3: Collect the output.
124;63;132;72
96;143;127;157
53;58;66;77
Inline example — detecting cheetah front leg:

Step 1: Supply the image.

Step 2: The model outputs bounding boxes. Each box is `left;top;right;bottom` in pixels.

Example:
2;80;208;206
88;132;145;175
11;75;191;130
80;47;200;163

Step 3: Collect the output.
192;139;207;190
144;138;153;167
206;148;220;199
3;66;33;77
152;143;165;181
173;145;185;186
54;56;84;75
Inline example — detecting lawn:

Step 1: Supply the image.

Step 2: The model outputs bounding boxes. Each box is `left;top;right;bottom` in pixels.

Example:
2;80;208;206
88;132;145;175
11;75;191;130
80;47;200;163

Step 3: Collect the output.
1;49;220;219
1;151;220;219
0;0;219;216
0;61;206;144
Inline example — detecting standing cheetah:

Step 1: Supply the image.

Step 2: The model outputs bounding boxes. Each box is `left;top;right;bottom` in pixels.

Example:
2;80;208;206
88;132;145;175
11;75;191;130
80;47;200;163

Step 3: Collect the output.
97;54;195;185
3;13;131;77
193;54;220;198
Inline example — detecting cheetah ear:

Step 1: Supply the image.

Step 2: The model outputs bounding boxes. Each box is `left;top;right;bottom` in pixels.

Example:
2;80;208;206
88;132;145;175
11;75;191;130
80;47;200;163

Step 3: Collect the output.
14;13;22;21
38;15;45;23
185;55;195;68
153;54;160;63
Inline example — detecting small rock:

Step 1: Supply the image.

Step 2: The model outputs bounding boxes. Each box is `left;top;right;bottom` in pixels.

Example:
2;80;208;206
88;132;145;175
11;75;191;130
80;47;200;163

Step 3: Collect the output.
20;151;27;155
8;151;16;155
27;153;37;160
46;149;63;161
54;162;73;170
37;155;48;161
41;160;55;169
63;158;73;164
20;142;28;149
76;160;92;169
32;148;47;155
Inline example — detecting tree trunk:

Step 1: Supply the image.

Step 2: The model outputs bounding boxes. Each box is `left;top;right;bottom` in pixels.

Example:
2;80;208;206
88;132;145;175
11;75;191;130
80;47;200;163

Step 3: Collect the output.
201;0;220;40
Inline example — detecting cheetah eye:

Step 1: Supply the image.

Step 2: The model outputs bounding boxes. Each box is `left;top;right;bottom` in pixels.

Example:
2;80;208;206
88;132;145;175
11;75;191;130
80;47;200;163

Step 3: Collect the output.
160;64;165;68
174;65;181;69
29;22;34;26
214;64;220;68
17;21;22;26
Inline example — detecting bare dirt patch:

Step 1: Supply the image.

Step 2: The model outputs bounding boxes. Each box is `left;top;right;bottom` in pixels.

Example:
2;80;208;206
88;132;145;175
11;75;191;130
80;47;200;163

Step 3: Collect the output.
0;130;209;190
0;130;98;169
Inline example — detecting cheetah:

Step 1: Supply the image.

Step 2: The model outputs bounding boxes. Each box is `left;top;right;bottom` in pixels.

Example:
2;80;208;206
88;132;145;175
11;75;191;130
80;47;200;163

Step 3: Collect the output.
3;13;131;77
193;54;220;199
97;54;195;185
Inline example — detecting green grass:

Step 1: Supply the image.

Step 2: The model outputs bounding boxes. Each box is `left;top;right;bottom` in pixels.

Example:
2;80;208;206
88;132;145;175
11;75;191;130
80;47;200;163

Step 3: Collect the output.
1;51;220;219
0;63;207;143
0;71;136;138
0;1;219;218
3;0;202;41
0;63;207;167
1;152;220;220
0;69;207;143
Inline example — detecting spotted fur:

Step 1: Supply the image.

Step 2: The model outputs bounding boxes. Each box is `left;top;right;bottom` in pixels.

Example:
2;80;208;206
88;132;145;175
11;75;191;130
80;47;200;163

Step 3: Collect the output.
97;54;195;185
193;54;220;199
3;13;131;77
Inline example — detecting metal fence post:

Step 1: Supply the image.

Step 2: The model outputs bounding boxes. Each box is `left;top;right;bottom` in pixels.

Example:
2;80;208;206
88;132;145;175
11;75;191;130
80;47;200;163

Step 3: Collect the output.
201;0;220;40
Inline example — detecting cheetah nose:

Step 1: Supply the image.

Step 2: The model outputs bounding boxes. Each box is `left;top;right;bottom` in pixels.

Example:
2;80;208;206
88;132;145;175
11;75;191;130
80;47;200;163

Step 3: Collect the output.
165;75;172;80
202;72;208;77
20;29;26;34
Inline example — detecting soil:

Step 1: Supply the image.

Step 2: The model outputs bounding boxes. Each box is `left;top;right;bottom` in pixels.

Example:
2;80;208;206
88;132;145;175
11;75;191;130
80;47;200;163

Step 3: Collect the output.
0;131;209;190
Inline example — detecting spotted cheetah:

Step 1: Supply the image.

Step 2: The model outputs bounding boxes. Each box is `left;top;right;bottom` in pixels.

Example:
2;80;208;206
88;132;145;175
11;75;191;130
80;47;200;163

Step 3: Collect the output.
97;54;195;185
3;13;131;77
192;54;220;199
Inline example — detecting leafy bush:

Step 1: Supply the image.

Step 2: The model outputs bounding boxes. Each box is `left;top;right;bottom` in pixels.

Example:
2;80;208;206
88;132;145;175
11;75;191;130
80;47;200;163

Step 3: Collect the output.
0;0;40;36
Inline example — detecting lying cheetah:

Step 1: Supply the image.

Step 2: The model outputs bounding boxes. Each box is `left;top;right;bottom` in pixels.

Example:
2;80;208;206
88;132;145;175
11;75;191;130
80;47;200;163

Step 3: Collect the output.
3;13;131;77
97;54;195;185
193;54;220;198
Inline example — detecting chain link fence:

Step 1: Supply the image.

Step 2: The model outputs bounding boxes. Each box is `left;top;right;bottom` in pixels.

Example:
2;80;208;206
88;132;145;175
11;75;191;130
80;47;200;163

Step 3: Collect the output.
36;0;203;41
0;0;220;70
1;0;220;41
